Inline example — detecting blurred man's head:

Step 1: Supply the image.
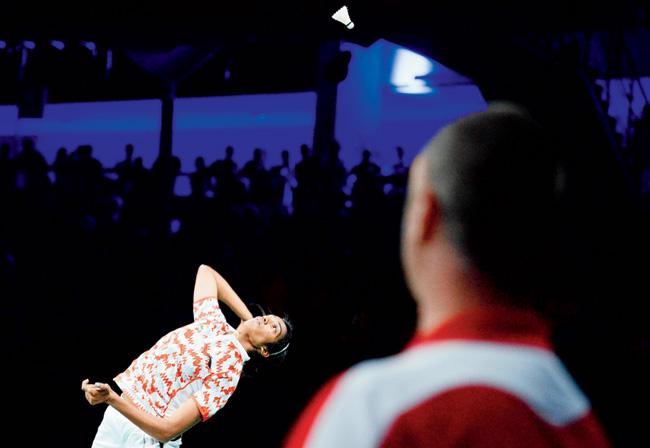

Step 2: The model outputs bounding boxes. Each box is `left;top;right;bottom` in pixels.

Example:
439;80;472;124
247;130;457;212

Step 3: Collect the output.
401;103;563;309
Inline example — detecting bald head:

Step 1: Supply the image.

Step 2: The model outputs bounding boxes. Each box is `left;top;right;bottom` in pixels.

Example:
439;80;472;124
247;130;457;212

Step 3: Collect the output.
403;102;563;301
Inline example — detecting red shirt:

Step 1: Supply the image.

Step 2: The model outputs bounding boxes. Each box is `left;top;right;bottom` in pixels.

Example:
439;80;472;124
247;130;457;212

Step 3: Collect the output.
285;306;610;447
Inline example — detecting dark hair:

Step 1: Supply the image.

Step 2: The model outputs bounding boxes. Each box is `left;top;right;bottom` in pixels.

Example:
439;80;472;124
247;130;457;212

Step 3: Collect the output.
425;102;565;301
265;315;293;362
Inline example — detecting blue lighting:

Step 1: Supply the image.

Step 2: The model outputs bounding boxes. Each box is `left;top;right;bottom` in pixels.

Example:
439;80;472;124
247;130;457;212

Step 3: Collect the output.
173;93;316;171
336;39;486;170
7;99;162;167
390;48;435;94
50;40;65;50
595;77;650;138
0;92;316;172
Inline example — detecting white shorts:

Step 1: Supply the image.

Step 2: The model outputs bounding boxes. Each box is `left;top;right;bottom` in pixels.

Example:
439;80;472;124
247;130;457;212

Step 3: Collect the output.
91;406;182;448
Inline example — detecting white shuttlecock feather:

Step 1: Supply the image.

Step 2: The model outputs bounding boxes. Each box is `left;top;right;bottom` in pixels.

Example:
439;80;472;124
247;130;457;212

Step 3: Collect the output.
332;6;354;29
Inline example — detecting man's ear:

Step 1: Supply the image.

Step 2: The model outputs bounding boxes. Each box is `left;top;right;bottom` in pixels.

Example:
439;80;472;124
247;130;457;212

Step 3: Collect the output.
259;346;269;358
418;189;440;243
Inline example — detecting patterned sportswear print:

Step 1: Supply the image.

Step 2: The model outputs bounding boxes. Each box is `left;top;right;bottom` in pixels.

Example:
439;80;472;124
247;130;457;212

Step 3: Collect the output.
114;296;249;421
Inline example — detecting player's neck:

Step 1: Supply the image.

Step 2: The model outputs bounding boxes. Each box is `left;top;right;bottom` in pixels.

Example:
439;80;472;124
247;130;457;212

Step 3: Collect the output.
233;327;256;353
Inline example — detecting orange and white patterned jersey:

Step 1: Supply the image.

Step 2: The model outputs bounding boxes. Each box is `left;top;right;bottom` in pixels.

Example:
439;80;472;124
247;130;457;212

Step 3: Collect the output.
114;296;249;422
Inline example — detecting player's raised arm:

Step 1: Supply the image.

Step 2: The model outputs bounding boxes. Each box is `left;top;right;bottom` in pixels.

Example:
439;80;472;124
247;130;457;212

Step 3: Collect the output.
193;264;253;322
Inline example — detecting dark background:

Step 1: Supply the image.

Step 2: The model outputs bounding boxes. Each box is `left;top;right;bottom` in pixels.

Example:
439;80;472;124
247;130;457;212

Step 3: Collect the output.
3;2;650;446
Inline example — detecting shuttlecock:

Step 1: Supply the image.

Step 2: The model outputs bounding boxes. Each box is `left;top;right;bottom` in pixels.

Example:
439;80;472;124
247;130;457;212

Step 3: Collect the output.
332;6;354;29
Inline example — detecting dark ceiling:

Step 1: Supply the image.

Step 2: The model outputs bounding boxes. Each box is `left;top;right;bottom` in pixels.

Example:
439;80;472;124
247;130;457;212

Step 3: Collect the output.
0;1;648;105
3;1;647;43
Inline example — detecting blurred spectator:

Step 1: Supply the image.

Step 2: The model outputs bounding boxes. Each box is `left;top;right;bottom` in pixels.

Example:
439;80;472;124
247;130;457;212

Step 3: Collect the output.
210;145;238;183
14;137;50;193
285;103;611;448
210;145;245;205
350;148;383;209
190;156;210;198
113;143;137;196
240;147;271;205
388;145;409;193
293;143;318;214
320;139;348;213
270;149;294;210
0;142;15;196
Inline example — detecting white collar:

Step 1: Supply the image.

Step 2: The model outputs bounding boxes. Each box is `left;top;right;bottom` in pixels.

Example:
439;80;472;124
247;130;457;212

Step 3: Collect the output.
228;332;251;362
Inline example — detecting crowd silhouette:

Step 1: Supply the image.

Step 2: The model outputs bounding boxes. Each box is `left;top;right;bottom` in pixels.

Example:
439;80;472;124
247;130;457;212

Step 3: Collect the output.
0;138;411;239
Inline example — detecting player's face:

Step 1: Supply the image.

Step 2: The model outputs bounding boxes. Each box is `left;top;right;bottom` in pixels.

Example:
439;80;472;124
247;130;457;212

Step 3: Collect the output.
248;315;287;347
